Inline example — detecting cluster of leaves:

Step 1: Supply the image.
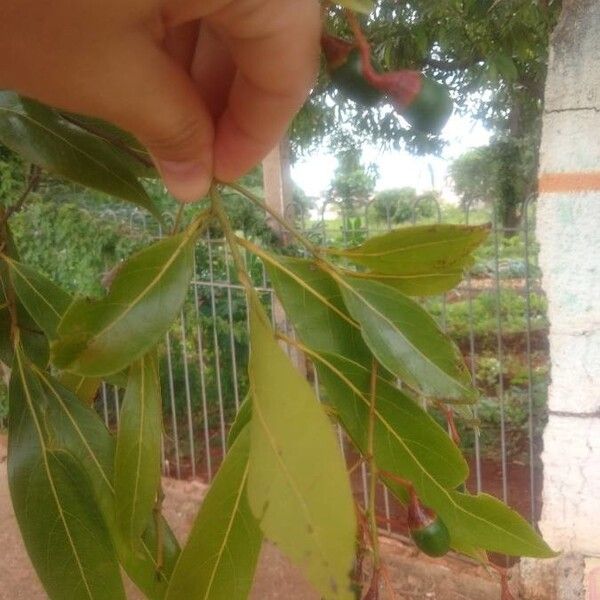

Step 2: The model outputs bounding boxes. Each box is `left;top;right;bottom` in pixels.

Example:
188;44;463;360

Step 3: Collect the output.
0;6;556;598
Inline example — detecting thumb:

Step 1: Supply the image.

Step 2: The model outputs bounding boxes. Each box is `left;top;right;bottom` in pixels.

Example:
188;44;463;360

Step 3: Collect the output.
96;40;215;203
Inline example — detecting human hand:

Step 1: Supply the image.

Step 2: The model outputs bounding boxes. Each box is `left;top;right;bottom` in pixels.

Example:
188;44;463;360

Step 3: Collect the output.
0;0;320;202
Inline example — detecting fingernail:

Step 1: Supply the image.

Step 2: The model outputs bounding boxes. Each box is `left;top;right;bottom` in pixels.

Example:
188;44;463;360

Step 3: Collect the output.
156;159;211;203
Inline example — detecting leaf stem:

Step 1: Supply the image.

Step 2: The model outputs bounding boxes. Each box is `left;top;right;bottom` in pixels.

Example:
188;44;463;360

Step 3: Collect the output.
211;185;256;298
170;203;185;235
345;10;381;88
153;483;165;577
0;164;41;228
367;359;380;569
223;181;322;257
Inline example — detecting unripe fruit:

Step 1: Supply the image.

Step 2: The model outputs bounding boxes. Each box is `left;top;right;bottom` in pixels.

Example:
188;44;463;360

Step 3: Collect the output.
321;35;383;107
321;33;453;133
407;492;451;557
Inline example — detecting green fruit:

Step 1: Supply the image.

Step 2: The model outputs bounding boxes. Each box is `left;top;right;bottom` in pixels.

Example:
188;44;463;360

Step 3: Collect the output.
330;49;383;108
409;516;451;557
407;491;451;557
402;76;453;134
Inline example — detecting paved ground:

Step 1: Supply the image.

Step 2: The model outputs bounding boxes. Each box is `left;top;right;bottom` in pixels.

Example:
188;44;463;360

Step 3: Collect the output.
0;436;502;599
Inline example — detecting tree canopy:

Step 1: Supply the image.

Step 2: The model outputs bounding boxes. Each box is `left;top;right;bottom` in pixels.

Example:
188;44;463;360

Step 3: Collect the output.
292;0;561;156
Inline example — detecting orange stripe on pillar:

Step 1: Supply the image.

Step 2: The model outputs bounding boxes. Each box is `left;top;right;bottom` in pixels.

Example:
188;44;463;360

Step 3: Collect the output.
539;172;600;193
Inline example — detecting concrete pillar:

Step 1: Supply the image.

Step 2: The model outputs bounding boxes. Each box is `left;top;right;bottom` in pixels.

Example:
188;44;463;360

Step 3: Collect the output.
521;1;600;597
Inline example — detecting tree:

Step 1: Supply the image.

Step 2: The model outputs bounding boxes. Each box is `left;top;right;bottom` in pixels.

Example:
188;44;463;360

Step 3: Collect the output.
295;1;560;147
450;136;534;232
292;0;561;231
327;146;378;214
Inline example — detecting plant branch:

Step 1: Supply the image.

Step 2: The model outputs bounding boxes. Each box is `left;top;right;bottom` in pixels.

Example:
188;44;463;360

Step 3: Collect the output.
0;164;41;227
153;483;165;576
60;112;155;170
170;203;185;236
211;185;256;297
223;181;321;257
367;359;381;569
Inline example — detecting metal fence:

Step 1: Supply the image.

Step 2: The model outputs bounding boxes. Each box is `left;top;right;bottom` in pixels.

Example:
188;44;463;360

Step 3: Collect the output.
95;193;548;539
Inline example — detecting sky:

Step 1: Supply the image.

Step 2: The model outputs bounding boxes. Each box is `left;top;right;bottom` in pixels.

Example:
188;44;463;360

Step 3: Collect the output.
291;112;491;204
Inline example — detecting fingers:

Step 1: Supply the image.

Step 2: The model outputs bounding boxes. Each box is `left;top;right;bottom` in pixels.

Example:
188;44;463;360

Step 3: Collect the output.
164;21;199;71
167;0;321;182
94;38;215;202
191;23;236;119
208;0;321;181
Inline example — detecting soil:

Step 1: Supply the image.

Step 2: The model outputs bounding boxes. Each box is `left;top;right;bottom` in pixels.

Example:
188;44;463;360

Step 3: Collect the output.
0;436;506;600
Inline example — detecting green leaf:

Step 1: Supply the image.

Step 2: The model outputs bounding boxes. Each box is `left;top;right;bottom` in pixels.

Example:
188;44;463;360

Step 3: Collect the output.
8;348;126;600
335;0;373;14
342;270;466;297
329;224;489;277
439;491;557;558
0;288;48;368
28;365;180;599
52;227;197;377
58;111;157;179
0;302;13;366
247;297;356;600
313;352;468;489
337;275;477;401
166;429;262;600
0;93;162;222
115;352;163;547
16;302;49;367
6;257;71;339
492;53;518;82
228;395;252;447
260;250;370;364
3;259;104;400
58;372;101;404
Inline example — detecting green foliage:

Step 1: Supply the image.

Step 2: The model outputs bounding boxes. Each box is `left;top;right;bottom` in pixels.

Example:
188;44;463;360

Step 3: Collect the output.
115;353;163;548
0;144;25;206
247;297;357;599
371;187;436;224
11;197;150;296
166;429;262;600
0;15;557;593
0;93;162;221
450;137;537;231
52;225;198;377
327;146;378;213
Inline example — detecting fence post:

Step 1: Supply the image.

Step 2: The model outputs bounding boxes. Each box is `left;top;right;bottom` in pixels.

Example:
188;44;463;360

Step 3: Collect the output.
521;1;600;597
262;139;306;375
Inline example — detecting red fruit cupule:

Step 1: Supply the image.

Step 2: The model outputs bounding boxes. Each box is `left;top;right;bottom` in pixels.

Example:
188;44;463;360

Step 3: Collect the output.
368;70;423;109
321;34;354;70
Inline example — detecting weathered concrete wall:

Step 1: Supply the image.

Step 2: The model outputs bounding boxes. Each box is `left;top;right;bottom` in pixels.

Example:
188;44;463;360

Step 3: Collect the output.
524;0;600;597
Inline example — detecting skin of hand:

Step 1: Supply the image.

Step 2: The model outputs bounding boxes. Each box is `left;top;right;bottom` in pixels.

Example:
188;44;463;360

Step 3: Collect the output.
0;0;321;202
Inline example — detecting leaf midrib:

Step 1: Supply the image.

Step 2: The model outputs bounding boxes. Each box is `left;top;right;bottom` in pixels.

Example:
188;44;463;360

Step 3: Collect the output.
8;259;67;321
35;367;167;576
63;228;194;352
241;240;359;330
335;275;472;397
203;463;249;600
250;384;331;571
342;230;485;259
0;105;144;199
15;351;95;599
